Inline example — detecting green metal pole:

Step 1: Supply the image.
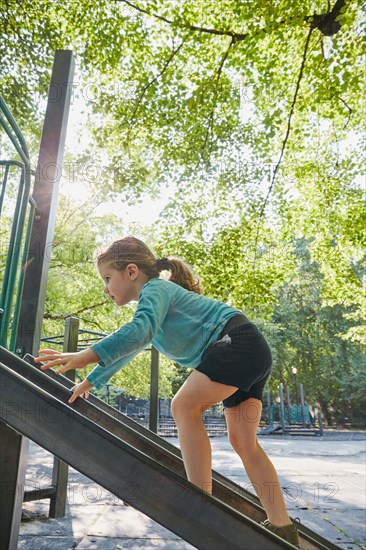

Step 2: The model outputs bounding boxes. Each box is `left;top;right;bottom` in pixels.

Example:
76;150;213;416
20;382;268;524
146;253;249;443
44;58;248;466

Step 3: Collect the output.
0;93;32;348
0;169;28;347
9;196;36;351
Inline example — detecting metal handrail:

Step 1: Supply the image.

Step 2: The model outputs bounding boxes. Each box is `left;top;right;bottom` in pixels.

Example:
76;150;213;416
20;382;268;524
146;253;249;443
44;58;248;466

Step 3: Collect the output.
0;96;30;163
0;95;33;349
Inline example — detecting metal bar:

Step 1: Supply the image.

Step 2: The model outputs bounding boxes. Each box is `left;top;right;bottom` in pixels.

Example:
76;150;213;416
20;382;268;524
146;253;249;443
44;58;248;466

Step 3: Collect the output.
49;316;79;518
79;328;108;336
0;51;74;550
0;96;31;163
0;163;10;215
318;412;324;436
0;421;29;550
0;160;24;168
40;337;65;344
300;383;306;427
267;390;273;426
49;458;69;519
286;385;291;424
0;95;32;550
15;50;75;357
0;361;294;550
0;114;29;166
3;347;341;550
0;102;32;334
149;346;159;432
0;166;35;349
9;195;36;351
23;487;56;502
0;114;32;332
279;383;286;429
286;385;291;407
0;167;27;347
62;316;79;381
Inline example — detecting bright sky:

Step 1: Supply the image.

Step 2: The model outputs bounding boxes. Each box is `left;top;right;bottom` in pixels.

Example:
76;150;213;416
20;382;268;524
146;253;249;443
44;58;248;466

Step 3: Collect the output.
60;178;173;225
60;80;174;226
59;69;365;231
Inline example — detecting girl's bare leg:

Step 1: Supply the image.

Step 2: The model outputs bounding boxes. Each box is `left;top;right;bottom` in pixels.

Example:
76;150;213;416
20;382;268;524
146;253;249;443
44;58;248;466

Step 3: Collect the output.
171;371;291;527
225;398;291;526
171;369;238;494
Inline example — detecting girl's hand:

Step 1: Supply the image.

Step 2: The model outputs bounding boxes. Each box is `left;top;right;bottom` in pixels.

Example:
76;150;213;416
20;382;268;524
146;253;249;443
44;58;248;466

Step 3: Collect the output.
68;379;93;404
35;348;99;374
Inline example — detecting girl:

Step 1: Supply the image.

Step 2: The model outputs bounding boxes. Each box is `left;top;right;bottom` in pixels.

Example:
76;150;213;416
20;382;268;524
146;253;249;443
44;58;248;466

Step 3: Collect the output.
36;235;299;547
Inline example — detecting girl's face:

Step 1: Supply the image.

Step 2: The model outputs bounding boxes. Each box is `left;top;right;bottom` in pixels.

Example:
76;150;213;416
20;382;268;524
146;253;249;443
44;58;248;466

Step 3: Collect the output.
98;263;139;305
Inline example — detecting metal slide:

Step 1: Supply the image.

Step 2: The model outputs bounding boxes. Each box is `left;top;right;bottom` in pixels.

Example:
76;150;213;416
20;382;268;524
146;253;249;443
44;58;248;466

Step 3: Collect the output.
0;347;340;550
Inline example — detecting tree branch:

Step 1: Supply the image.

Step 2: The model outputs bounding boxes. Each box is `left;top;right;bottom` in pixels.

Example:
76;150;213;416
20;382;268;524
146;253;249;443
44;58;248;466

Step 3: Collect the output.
338;96;352;130
77;318;108;333
115;0;346;39
201;37;235;158
122;38;185;129
43;300;110;320
65;199;105;236
253;26;314;257
115;0;347;155
114;0;248;40
311;0;346;36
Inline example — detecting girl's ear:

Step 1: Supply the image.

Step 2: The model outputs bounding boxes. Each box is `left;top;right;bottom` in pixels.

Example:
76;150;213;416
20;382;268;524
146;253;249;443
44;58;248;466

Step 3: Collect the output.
126;263;139;280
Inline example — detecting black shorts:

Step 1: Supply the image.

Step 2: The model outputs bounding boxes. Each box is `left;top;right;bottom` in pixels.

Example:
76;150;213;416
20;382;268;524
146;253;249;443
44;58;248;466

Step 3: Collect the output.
196;315;272;408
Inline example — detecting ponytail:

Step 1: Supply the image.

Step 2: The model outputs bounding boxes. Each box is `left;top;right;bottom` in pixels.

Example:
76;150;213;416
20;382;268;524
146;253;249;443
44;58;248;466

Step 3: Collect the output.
96;235;203;295
156;256;203;295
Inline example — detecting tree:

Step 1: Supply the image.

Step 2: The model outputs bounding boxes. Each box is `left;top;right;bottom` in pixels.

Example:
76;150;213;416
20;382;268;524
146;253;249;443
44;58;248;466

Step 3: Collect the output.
1;1;364;187
1;0;364;413
267;238;365;424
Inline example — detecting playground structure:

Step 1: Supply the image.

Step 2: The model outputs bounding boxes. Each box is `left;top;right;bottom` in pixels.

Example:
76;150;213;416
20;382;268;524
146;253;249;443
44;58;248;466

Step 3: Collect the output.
0;51;339;550
40;316;163;432
41;316;228;438
260;384;324;436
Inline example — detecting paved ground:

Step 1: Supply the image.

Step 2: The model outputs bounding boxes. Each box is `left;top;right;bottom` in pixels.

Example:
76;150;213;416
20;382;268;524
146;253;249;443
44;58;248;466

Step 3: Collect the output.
19;431;365;549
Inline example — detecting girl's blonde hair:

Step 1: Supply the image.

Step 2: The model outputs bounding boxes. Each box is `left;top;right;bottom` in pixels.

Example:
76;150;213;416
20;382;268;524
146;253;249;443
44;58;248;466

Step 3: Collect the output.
96;235;203;294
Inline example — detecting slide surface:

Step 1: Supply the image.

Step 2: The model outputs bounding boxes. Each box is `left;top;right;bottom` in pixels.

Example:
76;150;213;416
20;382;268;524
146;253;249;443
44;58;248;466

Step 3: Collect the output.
0;347;340;550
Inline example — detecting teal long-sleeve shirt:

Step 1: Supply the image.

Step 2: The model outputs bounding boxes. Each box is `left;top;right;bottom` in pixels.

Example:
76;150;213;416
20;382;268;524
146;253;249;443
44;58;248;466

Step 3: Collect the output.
87;278;243;389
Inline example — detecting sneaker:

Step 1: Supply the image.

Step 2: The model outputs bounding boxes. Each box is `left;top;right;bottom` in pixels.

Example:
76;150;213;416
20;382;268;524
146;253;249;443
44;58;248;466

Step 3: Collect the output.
261;518;300;548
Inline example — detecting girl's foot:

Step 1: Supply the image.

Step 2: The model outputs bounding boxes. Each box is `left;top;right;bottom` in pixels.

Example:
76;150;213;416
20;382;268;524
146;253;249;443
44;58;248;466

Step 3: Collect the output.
261;518;300;548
